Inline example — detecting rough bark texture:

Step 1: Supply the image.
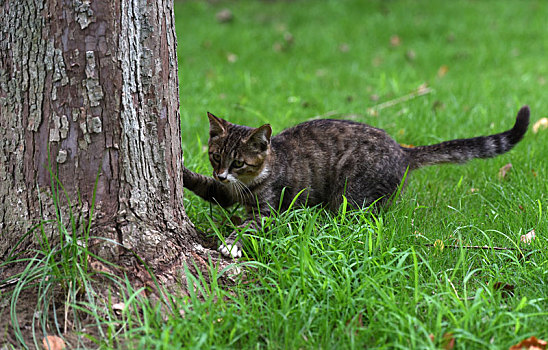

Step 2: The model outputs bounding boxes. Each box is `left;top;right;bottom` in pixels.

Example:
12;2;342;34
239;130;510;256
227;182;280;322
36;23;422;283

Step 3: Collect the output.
0;0;199;269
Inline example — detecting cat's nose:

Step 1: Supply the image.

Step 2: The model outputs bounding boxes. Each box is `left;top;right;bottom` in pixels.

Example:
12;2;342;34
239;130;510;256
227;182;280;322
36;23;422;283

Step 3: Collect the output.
216;170;229;182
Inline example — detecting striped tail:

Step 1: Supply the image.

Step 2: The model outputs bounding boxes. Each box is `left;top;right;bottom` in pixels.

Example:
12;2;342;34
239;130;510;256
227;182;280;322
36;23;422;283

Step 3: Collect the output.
405;106;530;170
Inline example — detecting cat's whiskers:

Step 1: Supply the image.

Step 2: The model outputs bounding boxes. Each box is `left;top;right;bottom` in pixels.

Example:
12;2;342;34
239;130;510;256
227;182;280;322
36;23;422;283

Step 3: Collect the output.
225;175;250;202
232;182;245;202
226;175;254;203
236;179;253;200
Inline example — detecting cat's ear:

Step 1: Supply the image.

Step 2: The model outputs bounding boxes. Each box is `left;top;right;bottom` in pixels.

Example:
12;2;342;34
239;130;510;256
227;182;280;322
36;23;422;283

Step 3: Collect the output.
245;124;272;151
207;112;227;138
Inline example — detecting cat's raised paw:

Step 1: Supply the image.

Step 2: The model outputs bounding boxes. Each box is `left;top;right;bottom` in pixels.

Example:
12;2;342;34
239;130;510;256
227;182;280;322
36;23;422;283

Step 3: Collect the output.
219;243;242;259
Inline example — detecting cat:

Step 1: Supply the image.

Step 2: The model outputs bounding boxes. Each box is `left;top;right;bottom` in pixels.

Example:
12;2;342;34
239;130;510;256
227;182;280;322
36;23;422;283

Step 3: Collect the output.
183;106;530;258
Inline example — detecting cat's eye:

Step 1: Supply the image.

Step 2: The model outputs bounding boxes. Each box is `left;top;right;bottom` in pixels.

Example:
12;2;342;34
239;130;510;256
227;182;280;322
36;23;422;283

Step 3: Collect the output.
211;153;221;163
232;160;244;168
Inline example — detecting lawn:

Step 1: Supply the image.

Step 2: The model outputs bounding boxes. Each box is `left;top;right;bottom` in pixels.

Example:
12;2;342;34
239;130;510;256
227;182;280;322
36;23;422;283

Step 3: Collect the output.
4;1;547;349
175;1;548;349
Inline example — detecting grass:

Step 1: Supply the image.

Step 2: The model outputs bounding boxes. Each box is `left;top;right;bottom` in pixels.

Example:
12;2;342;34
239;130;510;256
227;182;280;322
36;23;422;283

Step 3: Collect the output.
175;0;548;349
2;0;547;349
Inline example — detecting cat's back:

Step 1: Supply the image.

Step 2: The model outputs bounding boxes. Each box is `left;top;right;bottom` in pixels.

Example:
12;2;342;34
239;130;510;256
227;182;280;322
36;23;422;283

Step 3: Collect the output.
266;118;407;208
272;118;400;155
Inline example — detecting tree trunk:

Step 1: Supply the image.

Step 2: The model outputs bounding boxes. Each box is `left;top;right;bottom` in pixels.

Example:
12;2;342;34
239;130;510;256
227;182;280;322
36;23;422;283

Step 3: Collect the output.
0;0;199;270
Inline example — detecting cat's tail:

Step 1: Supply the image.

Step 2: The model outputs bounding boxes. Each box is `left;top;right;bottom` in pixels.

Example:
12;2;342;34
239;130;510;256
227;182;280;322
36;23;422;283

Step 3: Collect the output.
404;106;530;170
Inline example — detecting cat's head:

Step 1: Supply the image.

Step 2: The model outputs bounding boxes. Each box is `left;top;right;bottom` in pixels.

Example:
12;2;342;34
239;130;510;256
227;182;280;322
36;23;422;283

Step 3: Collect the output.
207;112;272;186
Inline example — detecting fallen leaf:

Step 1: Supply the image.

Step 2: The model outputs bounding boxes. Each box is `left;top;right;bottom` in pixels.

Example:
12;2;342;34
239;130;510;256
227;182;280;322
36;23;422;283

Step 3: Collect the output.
437;65;449;78
492;282;516;298
390;35;401;47
226;53;238;63
417;83;430;94
367;108;378;117
275;23;287;33
400;143;415;148
216;9;233;23
272;42;283;52
284;32;294;44
113;302;125;315
443;332;456;350
498;163;513;179
532;118;548;134
357;312;364;327
509;336;547;350
520;229;536;244
406;49;416;61
412;230;423;237
42;336;65;350
429;334;435;343
339;43;350;52
89;256;114;275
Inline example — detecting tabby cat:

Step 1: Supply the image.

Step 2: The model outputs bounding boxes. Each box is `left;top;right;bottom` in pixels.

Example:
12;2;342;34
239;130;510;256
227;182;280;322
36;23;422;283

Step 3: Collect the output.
183;106;530;258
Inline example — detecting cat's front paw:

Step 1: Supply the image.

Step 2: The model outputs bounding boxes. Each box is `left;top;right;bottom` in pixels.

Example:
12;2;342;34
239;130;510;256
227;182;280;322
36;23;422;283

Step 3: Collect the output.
218;232;243;258
218;241;242;259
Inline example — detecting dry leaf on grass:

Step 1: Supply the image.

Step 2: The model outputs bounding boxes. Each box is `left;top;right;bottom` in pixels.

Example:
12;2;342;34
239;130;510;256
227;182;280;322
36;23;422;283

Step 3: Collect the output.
339;43;350;52
42;335;65;350
390;35;401;47
406;49;416;61
367;108;379;117
400;143;415;148
509;336;547;350
215;9;233;23
498;163;513;179
520;229;536;244
532;118;548;134
112;302;125;316
442;332;456;350
428;332;456;349
226;53;238;63
437;65;449;78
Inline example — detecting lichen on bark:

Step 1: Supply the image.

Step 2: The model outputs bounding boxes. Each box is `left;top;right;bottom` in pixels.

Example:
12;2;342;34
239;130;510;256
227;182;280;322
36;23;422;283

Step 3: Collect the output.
1;0;198;272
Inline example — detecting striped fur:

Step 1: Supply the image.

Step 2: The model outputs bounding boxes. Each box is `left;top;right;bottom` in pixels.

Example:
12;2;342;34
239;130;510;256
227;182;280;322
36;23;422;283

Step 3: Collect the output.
405;106;529;169
183;106;530;257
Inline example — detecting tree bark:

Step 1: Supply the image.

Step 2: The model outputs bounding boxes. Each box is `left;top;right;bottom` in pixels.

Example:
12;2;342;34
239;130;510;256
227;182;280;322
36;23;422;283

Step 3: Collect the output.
0;0;198;270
